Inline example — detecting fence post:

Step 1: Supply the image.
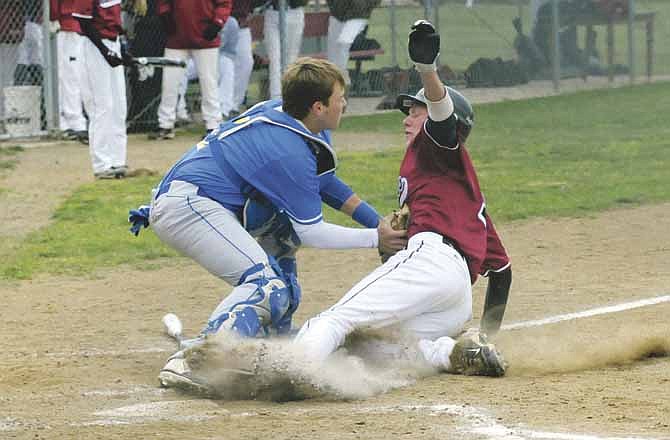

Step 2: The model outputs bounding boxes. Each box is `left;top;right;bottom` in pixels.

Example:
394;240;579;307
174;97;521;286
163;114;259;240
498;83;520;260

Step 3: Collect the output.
551;0;560;92
42;0;58;135
627;0;636;84
389;0;398;67
278;0;288;73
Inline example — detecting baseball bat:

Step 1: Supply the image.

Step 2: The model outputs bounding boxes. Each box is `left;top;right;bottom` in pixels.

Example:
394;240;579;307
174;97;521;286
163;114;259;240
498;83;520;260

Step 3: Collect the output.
132;57;187;68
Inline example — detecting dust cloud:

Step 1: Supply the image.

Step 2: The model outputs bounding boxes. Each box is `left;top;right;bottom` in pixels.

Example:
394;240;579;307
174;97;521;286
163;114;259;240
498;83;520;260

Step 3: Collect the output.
188;332;428;401
496;320;670;376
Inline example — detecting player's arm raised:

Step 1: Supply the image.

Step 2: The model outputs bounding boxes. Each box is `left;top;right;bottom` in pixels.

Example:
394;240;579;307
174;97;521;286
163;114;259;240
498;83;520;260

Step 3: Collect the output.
409;20;460;149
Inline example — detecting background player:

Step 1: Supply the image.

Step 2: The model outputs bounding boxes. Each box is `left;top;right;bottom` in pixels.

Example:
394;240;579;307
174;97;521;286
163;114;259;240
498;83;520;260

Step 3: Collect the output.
151;0;231;140
50;0;88;143
144;58;406;389
73;0;129;179
293;21;512;377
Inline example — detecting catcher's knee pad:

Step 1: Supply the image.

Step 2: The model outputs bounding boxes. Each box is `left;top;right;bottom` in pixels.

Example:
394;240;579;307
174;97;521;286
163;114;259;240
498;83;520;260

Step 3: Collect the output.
205;306;262;338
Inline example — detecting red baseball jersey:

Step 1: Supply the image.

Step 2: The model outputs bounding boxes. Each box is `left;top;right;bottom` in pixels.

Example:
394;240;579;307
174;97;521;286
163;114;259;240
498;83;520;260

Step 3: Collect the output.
71;0;122;40
398;125;510;284
158;0;232;49
50;0;82;33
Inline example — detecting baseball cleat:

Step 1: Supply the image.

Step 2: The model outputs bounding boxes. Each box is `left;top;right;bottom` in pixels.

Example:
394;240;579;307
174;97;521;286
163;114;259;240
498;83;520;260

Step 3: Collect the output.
448;329;507;377
94;165;127;180
158;352;212;395
148;128;175;140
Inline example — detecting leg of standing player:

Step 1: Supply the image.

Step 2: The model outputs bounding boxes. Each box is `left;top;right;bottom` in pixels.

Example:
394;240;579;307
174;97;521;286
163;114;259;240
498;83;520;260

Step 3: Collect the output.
157;48;189;133
80;37;127;176
233;26;253;111
218;17;239;118
192;47;222;131
294;232;472;370
57;31;87;134
264;7;304;100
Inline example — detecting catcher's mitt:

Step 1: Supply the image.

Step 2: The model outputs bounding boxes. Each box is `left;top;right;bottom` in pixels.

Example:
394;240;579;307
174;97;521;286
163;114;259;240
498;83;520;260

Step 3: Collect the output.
380;204;410;263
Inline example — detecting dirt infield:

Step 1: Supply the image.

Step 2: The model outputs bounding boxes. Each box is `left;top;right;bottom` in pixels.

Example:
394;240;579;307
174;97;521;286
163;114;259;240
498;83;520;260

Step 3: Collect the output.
1;136;669;440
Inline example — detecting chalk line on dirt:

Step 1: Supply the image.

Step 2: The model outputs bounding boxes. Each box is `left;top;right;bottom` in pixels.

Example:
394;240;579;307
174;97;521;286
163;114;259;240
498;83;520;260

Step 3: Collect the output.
502;295;670;331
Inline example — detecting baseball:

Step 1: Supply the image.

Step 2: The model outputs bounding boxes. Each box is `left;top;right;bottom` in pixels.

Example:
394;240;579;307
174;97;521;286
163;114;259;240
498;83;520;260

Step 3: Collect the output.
162;313;183;339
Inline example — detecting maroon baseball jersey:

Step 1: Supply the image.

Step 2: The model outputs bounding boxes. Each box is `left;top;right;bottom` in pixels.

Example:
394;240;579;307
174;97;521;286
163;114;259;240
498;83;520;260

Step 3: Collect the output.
71;0;122;40
50;0;82;33
158;0;232;49
399;126;510;284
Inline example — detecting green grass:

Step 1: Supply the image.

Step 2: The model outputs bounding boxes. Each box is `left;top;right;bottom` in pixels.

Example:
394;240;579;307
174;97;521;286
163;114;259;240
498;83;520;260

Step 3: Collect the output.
1;176;177;280
2;82;670;279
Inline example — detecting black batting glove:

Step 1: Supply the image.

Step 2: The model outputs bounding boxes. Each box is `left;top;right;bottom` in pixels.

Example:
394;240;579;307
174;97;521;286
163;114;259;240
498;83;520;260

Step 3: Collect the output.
408;19;440;72
103;49;124;67
203;22;222;41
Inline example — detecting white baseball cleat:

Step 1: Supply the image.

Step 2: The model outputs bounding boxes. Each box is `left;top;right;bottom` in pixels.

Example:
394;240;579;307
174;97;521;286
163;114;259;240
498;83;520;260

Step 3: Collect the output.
158;352;212;395
448;329;507;377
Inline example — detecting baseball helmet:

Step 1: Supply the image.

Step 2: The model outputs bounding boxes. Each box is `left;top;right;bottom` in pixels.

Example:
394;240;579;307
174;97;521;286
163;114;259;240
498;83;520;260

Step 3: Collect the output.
395;86;474;142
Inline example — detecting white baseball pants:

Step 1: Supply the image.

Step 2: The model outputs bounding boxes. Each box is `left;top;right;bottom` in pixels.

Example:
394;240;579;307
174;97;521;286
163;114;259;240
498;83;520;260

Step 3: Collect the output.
327;17;368;84
80;37;127;174
149;180;280;325
158;47;221;131
233;27;254;110
57;31;86;132
294;231;473;370
264;7;304;100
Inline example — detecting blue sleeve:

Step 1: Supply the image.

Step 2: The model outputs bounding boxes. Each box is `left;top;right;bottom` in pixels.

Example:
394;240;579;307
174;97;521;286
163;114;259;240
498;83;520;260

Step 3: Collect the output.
251;154;323;225
319;173;354;210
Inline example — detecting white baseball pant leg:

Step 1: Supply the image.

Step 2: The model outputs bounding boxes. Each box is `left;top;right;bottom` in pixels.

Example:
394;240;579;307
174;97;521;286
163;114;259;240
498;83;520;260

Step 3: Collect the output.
219;17;239;118
158;48;190;130
176;58;195;121
294;232;472;370
264;7;305;100
191;47;222;130
80;37;127;173
149;180;279;326
326;17;367;84
57;31;87;131
233;27;253;110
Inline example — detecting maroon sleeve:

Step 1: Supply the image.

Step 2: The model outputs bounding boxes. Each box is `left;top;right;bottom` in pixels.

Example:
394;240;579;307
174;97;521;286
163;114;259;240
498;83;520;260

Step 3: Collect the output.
157;0;172;16
480;212;511;276
50;0;60;21
212;0;232;27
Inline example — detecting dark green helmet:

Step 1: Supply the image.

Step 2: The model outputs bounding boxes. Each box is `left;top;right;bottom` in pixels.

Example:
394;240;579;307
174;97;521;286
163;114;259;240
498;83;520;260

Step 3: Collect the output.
395;86;474;142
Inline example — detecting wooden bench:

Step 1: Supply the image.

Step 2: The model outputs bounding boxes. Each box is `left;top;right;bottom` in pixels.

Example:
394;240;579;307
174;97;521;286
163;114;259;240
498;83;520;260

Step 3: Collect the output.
575;11;656;80
247;11;385;95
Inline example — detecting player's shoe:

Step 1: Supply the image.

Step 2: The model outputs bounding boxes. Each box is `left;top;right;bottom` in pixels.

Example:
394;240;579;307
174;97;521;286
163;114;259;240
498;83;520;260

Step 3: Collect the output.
158;350;212;395
148;128;175;140
76;130;89;145
448;329;506;377
94;165;127;180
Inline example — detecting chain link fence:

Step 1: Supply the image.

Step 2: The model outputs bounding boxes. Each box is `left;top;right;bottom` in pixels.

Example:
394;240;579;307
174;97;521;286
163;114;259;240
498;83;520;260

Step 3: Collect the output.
0;0;49;138
0;0;668;138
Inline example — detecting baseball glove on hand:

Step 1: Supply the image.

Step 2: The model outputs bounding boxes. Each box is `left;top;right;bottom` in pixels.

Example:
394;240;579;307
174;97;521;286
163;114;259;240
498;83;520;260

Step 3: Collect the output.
380;204;410;263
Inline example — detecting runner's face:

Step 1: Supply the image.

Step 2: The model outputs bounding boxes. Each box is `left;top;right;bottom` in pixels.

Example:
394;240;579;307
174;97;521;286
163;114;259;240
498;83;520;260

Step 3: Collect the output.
403;104;427;145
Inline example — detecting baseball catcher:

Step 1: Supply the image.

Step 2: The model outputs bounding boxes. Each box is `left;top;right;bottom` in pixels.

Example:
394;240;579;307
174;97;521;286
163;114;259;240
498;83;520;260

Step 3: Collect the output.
293;20;513;377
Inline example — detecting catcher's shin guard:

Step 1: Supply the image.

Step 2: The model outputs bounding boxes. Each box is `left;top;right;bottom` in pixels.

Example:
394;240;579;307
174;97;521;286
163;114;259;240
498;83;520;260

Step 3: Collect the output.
204;274;295;338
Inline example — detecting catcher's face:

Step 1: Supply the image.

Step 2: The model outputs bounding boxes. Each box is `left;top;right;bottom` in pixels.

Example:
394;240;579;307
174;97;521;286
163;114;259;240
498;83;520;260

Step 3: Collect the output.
403;103;428;145
319;82;347;131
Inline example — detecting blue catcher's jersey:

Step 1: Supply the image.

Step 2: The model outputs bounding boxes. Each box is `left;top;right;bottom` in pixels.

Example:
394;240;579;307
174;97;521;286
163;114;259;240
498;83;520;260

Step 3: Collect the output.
157;100;338;225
